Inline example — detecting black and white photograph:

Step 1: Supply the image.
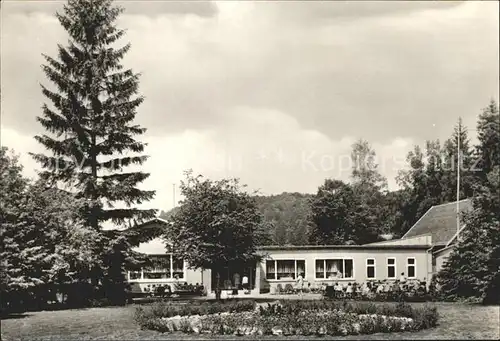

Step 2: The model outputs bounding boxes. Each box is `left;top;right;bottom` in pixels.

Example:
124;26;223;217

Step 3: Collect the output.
1;0;499;339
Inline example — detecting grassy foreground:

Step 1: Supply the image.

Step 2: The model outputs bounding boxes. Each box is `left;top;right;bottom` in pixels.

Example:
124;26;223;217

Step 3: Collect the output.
1;302;499;340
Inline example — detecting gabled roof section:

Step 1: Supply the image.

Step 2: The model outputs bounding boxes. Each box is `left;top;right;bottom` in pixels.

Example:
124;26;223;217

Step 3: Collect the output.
135;217;171;227
130;217;172;254
402;199;473;246
123;217;170;247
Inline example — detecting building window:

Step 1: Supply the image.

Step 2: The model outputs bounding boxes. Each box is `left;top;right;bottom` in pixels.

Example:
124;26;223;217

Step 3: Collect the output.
315;259;353;279
315;259;325;279
266;260;276;280
366;258;375;279
173;257;184;279
129;271;141;280
407;258;416;278
143;255;184;280
266;259;305;280
387;258;396;279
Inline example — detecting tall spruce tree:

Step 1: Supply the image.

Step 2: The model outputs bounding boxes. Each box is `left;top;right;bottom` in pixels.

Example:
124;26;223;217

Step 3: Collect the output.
437;166;500;304
434;101;500;304
475;100;500;182
425;139;446;204
442;118;475;202
31;0;156;303
32;0;155;229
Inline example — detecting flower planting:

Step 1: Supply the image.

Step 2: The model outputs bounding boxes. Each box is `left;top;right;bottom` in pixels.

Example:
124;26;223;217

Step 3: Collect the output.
135;299;438;336
134;299;255;321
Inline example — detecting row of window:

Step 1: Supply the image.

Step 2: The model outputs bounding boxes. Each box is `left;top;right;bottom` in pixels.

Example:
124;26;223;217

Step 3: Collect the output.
266;258;416;280
129;255;184;280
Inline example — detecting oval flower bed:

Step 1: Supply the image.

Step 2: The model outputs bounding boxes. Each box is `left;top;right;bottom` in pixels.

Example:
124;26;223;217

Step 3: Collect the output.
135;300;438;336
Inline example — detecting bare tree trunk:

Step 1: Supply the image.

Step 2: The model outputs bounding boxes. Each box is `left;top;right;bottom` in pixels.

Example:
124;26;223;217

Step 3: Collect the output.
215;271;221;300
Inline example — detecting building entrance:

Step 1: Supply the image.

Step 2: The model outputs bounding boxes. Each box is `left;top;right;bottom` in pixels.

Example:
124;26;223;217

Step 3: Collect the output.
211;265;256;291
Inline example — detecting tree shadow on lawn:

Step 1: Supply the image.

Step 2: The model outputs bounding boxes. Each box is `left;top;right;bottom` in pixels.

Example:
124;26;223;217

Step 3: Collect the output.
1;313;32;320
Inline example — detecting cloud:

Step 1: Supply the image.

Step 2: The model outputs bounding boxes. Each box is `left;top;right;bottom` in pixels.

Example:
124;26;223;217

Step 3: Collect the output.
1;0;498;211
2;1;498;144
123;1;217;18
262;1;464;23
0;127;41;181
1;106;413;215
1;0;217;17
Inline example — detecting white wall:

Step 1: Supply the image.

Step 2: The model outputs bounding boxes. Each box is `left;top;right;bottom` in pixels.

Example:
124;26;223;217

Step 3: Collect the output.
257;248;430;292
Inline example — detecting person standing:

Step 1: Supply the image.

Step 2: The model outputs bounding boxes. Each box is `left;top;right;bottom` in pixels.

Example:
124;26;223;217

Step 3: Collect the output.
242;274;249;292
296;273;305;298
233;272;241;290
346;282;353;299
334;282;341;299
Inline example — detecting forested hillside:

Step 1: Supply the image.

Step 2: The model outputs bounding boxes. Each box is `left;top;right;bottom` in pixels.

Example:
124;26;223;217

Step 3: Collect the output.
160;192;313;245
253;192;313;245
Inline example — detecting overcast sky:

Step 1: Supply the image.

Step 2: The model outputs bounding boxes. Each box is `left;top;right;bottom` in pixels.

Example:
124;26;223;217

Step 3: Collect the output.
1;0;499;214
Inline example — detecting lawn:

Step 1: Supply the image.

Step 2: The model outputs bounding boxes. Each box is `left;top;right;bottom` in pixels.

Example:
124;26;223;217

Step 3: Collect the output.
1;302;499;340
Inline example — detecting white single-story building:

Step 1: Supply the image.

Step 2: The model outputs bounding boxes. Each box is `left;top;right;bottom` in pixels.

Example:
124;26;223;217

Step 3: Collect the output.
128;199;471;295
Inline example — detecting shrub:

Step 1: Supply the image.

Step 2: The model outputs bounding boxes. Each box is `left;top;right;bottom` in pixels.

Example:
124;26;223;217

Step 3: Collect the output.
135;299;256;321
259;302;284;316
260;299;438;327
411;305;439;330
88;297;113;307
325;285;335;298
284;284;294;293
229;300;255;313
135;316;171;333
179;318;193;333
395;301;414;317
324;312;343;335
200;315;224;334
276;284;283;294
358;316;377;334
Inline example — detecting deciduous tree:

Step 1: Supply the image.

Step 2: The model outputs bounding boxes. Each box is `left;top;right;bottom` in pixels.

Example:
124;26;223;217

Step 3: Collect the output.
168;171;266;300
1;147;102;311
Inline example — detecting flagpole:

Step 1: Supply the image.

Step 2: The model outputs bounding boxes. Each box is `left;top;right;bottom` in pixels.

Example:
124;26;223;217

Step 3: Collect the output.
456;118;461;237
173;183;176;209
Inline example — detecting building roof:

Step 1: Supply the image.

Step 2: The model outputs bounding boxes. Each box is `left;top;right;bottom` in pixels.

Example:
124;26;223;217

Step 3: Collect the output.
258;244;430;251
402;199;473;246
364;234;431;247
